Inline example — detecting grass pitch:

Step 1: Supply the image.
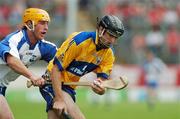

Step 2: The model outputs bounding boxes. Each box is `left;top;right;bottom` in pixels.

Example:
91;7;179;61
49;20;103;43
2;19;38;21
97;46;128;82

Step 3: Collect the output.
6;89;180;119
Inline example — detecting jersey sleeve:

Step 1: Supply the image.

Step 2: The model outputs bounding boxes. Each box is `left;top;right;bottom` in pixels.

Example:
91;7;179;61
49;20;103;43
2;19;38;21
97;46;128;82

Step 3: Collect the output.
0;37;20;62
41;44;57;62
53;35;81;71
94;49;115;79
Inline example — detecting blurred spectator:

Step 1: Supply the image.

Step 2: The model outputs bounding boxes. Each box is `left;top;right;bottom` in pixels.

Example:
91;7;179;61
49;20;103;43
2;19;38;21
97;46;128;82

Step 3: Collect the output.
163;8;179;26
128;3;148;31
176;2;180;18
0;11;5;24
0;3;11;20
0;22;11;40
0;0;179;64
147;2;166;26
78;0;91;10
131;34;146;64
165;25;180;64
53;1;67;24
103;1;119;16
118;1;137;20
145;25;165;57
176;66;180;86
8;1;26;26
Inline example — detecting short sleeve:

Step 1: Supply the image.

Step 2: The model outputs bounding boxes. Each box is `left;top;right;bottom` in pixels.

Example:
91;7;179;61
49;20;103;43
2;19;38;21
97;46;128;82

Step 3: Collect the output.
94;49;115;79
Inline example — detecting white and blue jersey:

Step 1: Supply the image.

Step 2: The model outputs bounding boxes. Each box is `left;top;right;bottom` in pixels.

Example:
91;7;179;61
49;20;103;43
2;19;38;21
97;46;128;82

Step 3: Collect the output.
143;58;166;88
0;29;57;87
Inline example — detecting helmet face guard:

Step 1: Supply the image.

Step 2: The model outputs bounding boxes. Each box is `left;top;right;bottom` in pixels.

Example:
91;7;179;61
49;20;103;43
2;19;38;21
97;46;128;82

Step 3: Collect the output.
22;8;50;31
98;37;112;49
106;27;124;38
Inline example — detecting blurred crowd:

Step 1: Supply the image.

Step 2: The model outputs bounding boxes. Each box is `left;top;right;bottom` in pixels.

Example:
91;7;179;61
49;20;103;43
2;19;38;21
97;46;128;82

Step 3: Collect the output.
0;0;67;42
101;0;180;64
0;0;179;64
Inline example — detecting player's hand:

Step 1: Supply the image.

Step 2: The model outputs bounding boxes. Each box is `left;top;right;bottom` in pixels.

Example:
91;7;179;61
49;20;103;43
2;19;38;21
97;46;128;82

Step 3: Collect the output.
53;98;67;116
29;75;45;87
91;79;106;95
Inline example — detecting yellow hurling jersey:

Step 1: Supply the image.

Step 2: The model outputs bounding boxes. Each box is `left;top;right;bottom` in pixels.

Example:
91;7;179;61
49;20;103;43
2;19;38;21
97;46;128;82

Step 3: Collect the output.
47;31;115;88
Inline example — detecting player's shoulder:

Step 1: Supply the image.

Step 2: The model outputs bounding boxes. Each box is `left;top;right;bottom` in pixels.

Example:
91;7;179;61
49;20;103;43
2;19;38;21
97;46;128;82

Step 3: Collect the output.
40;39;57;48
1;30;23;42
71;31;96;45
38;40;57;55
107;47;115;56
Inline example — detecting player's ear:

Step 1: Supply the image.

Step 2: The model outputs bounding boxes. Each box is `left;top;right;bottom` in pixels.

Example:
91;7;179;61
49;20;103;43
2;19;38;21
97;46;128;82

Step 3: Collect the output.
26;20;33;29
24;20;34;31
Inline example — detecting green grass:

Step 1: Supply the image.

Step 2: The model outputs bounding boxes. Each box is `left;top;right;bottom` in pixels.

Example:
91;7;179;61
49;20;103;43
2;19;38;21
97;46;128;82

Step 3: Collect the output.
79;102;180;119
6;89;180;119
9;102;46;119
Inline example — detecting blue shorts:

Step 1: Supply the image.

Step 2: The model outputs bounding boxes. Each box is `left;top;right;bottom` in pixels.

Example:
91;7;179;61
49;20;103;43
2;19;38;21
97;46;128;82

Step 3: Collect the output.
39;84;76;112
0;86;7;96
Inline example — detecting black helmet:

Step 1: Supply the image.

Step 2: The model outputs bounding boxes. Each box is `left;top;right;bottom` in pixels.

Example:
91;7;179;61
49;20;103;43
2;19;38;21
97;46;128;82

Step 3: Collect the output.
98;15;124;38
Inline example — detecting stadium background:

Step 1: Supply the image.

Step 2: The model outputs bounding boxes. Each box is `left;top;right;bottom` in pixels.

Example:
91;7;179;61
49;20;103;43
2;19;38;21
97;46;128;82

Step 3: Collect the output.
0;0;180;119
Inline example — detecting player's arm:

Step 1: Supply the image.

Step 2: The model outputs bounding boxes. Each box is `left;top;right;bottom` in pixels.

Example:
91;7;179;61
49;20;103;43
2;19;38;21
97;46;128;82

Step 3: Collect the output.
6;54;44;86
50;41;82;114
0;40;44;86
6;54;33;78
51;63;67;113
92;49;115;95
49;35;81;113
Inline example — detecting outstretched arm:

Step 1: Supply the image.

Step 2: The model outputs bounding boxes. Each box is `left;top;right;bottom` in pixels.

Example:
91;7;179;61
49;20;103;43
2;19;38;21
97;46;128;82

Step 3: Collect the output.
6;54;44;86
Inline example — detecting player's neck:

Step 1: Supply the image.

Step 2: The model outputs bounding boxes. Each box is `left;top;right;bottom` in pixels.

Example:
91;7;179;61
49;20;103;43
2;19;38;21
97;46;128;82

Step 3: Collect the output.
27;30;38;45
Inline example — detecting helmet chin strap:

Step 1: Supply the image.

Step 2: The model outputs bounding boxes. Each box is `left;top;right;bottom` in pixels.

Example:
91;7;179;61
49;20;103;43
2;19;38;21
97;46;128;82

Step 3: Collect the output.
97;28;111;49
25;21;39;44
